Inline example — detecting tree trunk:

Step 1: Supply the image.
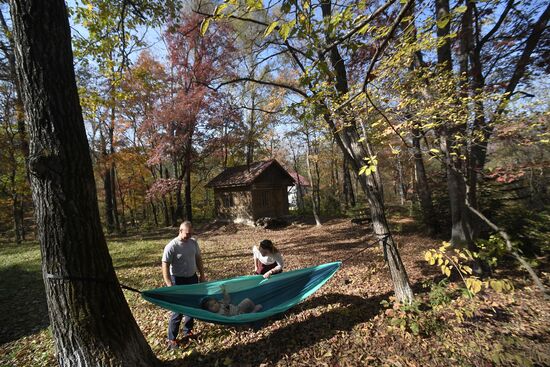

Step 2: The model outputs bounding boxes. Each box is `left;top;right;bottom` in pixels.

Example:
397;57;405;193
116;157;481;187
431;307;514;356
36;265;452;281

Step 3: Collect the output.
396;154;406;205
304;131;322;226
9;0;158;366
435;0;476;248
110;164;121;232
411;127;439;234
100;131;115;233
184;146;193;222
343;156;355;209
320;0;413;303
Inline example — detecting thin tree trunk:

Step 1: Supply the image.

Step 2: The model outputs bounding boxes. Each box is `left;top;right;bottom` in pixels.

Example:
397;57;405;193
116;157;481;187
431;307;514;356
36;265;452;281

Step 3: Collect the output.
184;145;192;222
10;1;158;365
305;140;322;226
110;164;120;232
100;131;115;233
320;0;413;303
436;0;475;248
411;126;439;234
343;156;355;209
396;153;406;205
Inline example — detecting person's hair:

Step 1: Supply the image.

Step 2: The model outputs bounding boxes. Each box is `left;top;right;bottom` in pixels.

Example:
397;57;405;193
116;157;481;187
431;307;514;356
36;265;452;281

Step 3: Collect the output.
200;297;215;310
259;239;278;254
180;221;192;228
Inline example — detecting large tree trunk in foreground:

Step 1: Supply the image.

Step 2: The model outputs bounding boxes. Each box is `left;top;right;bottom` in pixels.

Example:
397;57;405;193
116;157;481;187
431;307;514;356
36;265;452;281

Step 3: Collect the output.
10;1;158;366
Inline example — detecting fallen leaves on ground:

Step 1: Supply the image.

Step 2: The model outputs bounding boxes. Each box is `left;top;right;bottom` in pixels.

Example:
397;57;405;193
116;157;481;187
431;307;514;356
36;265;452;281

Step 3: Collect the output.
1;218;549;367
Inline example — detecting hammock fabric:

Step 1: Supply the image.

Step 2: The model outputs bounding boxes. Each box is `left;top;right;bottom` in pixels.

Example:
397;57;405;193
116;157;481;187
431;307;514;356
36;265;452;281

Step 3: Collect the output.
142;261;341;325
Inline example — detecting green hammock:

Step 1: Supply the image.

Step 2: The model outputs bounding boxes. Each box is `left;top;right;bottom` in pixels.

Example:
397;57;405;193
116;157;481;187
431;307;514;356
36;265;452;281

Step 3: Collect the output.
142;262;341;325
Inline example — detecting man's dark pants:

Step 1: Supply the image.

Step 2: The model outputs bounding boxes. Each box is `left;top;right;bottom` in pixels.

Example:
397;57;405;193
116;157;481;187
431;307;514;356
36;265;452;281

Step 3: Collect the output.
167;274;198;341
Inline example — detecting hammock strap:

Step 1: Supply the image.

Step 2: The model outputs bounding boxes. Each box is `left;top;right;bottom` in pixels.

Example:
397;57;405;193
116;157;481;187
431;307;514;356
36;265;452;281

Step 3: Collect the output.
45;273;142;294
340;233;391;264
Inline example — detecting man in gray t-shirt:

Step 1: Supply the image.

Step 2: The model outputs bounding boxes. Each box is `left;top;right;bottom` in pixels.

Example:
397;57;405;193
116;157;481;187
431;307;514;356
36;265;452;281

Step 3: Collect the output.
162;221;205;349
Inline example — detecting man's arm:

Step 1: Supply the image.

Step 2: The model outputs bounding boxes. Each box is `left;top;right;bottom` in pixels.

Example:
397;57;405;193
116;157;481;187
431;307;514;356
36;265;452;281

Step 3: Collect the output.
162;262;172;287
196;253;205;282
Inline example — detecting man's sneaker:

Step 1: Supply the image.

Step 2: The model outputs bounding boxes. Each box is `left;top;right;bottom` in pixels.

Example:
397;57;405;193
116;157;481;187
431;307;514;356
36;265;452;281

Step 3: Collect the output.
167;340;179;350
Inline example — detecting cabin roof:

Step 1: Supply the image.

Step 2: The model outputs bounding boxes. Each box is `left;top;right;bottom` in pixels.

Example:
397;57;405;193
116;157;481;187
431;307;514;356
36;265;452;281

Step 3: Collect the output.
287;171;310;187
205;159;295;189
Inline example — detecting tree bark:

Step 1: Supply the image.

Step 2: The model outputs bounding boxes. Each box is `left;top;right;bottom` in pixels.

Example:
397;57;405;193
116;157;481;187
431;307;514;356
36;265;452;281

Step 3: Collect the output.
9;1;158;365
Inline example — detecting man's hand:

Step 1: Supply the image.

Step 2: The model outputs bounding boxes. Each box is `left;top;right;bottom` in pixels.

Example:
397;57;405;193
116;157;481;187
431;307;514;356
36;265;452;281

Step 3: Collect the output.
263;270;273;279
199;273;206;282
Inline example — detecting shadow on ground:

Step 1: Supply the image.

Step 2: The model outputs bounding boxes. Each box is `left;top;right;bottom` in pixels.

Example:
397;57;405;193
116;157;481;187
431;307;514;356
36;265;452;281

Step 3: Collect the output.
167;291;391;366
0;265;48;344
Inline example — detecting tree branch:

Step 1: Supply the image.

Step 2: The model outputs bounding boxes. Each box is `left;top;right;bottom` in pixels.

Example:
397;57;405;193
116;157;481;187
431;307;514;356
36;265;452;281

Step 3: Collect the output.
477;0;515;50
362;0;415;92
215;77;309;97
464;196;549;299
320;0;397;57
493;2;550;119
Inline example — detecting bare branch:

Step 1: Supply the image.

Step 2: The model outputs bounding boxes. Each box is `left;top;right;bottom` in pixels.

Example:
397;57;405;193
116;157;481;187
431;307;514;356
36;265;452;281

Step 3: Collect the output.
477;0;515;50
238;105;284;114
215;77;309;97
493;2;550;119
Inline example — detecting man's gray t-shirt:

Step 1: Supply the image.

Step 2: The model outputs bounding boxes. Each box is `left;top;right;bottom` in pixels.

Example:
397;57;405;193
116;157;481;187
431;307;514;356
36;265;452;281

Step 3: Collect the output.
162;237;201;277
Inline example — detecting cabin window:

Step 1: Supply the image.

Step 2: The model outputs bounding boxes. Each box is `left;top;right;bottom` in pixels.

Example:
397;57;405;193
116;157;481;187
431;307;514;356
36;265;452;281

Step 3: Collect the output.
222;193;234;207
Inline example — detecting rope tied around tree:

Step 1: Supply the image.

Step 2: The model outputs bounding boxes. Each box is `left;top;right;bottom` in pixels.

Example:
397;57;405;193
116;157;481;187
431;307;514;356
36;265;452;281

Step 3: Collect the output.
45;273;142;294
340;233;391;264
44;233;391;295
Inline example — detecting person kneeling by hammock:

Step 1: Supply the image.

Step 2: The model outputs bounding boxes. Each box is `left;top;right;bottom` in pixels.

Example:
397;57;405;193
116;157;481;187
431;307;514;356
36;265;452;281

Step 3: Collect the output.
253;239;284;278
201;285;262;316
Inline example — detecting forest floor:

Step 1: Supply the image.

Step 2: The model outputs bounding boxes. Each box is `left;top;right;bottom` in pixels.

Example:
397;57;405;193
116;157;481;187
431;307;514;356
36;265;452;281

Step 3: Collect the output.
1;216;549;367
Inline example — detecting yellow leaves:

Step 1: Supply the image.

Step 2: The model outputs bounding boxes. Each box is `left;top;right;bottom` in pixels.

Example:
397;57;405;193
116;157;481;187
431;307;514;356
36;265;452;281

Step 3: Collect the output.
200;18;210;36
488;279;514;293
436;16;450;29
389;144;400;155
358;164;376;176
426;242;514;300
279;20;296;41
359;155;378;176
465;278;482;295
264;21;279;37
454;5;467;14
425;250;436;265
245;0;263;10
214;3;229;16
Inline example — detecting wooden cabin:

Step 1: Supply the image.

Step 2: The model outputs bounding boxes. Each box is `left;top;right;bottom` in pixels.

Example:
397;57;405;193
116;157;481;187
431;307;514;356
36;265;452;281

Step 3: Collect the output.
205;160;295;225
